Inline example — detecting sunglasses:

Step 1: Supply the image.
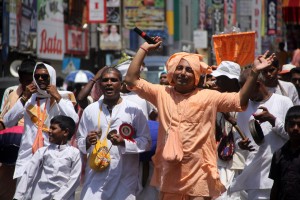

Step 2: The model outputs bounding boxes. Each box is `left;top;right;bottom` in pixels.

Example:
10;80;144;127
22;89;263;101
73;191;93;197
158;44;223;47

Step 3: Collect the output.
34;74;49;80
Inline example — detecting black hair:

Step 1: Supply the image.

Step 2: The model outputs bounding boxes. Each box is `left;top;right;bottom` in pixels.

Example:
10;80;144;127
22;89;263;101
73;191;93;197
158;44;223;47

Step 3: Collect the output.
56;76;64;87
284;105;300;131
290;67;300;75
18;58;36;76
279;42;285;51
239;68;265;87
36;63;47;70
50;115;76;140
100;67;122;81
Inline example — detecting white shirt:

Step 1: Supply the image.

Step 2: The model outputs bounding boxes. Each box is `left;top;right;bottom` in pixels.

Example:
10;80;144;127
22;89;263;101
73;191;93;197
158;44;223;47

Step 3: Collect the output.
230;94;293;192
3;95;79;179
121;92;155;120
77;98;151;200
267;80;300;105
14;144;81;200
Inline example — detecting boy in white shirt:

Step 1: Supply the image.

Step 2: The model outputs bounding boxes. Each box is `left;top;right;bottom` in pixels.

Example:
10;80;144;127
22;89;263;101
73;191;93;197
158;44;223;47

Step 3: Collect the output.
14;115;82;200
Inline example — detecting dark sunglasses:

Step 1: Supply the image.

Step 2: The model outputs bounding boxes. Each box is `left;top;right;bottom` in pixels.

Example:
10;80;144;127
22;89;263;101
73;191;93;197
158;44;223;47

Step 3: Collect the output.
34;74;49;80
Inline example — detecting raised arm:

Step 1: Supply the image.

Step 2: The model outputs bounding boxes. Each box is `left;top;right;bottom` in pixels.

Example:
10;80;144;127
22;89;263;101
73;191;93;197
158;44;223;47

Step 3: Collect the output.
125;37;162;87
77;66;107;109
239;51;275;108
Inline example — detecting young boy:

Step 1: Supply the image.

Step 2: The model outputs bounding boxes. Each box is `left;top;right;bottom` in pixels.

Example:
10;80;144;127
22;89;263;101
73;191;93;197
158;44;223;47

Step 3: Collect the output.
269;105;300;200
13;115;82;200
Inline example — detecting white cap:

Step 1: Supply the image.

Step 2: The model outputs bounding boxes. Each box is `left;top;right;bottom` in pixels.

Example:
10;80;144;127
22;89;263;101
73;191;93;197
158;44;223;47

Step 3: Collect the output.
278;64;296;74
211;61;241;80
115;60;131;78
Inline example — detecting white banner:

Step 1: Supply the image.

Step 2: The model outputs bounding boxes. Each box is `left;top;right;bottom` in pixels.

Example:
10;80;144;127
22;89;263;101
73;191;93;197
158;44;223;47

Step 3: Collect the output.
252;0;262;56
88;0;106;23
37;0;65;60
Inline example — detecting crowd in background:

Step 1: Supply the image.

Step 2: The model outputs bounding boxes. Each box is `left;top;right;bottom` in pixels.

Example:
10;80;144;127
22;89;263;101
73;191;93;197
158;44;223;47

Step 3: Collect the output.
0;40;300;200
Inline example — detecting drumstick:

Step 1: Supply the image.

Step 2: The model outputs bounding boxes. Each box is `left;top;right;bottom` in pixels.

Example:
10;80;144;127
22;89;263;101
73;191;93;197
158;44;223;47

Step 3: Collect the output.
233;124;247;140
221;112;247;140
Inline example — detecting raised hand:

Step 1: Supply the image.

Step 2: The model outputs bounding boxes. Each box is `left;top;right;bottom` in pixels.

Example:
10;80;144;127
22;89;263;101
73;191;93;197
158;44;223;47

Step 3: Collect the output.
140;36;162;52
94;66;108;82
23;82;37;100
253;51;276;72
46;85;61;102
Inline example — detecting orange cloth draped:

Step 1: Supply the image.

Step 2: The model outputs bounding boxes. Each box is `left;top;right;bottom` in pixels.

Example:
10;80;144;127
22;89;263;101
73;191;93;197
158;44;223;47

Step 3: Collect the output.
165;52;212;86
32;99;48;154
213;31;255;67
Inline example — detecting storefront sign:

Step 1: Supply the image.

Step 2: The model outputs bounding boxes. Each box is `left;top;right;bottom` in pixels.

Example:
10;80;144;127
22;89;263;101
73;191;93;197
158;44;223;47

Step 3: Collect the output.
87;0;106;23
267;0;277;35
224;0;236;27
212;0;224;34
124;0;165;30
37;0;65;60
199;0;206;30
252;0;262;56
65;25;88;56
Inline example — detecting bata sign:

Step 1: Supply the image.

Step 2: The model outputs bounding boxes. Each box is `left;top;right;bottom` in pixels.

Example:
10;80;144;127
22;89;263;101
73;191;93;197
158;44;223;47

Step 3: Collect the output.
39;29;63;55
37;0;65;60
37;24;65;60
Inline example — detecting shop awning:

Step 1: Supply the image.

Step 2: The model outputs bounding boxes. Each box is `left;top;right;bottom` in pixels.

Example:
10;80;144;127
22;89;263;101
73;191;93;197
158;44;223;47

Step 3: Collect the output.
282;0;300;24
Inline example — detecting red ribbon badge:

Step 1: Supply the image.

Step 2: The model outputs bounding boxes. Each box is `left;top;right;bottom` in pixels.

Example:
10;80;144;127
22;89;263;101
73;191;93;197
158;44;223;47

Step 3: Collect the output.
119;123;135;143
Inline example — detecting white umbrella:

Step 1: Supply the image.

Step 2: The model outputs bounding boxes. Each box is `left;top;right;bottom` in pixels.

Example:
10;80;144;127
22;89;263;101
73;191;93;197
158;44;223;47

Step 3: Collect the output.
65;70;95;83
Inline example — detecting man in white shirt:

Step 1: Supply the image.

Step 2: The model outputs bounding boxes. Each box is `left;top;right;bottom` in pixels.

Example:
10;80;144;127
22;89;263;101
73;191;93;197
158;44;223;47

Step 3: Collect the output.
229;69;293;199
77;67;151;200
262;55;299;105
3;63;78;182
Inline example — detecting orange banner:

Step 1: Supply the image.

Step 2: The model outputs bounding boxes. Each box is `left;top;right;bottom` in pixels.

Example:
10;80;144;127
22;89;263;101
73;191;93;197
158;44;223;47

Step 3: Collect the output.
213;31;255;67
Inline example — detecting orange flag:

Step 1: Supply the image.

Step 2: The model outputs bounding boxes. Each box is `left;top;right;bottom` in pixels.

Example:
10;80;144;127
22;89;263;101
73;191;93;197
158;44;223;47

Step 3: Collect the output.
213;31;255;67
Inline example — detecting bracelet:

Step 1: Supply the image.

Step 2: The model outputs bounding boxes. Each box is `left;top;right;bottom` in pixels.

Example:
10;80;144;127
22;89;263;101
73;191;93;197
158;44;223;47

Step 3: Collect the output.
140;46;148;53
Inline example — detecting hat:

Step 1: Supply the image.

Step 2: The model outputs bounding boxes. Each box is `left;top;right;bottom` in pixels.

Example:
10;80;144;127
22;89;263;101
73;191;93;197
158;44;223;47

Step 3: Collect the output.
166;52;212;86
211;61;241;80
278;64;296;74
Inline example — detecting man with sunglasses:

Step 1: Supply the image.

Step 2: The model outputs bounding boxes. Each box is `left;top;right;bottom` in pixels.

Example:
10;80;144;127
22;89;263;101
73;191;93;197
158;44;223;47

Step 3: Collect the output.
3;63;78;186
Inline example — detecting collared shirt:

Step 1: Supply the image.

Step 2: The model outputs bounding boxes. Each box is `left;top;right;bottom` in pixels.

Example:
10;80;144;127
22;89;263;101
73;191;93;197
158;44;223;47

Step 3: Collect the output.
269;141;300;200
3;94;79;179
14;144;81;200
130;78;243;197
77;98;151;199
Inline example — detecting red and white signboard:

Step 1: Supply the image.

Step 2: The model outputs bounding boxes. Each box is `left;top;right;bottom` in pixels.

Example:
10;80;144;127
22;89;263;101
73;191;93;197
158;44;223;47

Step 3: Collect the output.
65;25;88;56
37;0;65;60
87;0;106;23
252;0;262;56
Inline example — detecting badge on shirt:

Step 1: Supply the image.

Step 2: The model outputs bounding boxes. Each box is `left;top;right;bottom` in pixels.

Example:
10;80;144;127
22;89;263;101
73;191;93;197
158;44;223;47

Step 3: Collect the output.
119;123;135;143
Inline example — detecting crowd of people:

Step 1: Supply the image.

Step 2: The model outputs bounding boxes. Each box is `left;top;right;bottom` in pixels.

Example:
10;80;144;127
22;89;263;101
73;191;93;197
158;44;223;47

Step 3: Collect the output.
0;37;300;200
